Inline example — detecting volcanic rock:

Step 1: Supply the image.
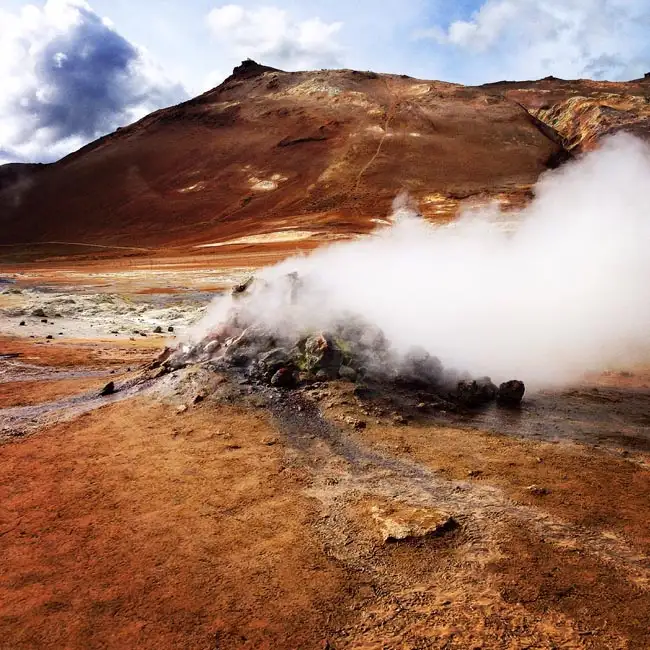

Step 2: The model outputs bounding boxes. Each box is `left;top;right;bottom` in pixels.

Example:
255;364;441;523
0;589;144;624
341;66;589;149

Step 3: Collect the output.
153;326;163;333
232;277;254;296
497;380;526;406
270;367;297;388
301;333;343;378
396;346;443;388
257;347;293;381
338;365;357;381
31;308;46;318
100;381;115;396
456;377;498;407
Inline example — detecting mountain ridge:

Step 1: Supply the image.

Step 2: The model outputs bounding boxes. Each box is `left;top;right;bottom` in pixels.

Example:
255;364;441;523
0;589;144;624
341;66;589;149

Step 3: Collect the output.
2;60;649;248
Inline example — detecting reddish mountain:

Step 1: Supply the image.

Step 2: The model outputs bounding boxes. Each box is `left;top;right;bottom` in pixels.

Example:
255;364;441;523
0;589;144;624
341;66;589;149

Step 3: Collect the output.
1;60;649;248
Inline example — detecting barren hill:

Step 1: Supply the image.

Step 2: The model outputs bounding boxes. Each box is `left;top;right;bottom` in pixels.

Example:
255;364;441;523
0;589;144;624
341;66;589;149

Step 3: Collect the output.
1;60;650;248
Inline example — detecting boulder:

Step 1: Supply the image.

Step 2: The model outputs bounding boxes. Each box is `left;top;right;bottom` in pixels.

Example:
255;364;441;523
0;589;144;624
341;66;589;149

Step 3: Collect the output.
258;347;293;381
497;380;525;406
270;367;297;388
301;333;343;378
338;365;357;381
456;377;498;407
396;346;443;387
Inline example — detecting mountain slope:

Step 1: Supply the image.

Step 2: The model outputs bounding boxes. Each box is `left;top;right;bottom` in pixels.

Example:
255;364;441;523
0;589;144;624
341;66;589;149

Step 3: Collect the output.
1;61;649;248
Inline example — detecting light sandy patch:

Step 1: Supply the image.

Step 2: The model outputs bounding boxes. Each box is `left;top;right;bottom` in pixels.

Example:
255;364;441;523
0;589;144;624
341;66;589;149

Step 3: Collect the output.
251;180;278;191
195;231;318;248
177;182;206;194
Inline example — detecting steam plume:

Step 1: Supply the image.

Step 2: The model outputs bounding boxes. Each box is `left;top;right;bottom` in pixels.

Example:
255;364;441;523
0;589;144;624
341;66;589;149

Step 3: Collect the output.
191;133;650;387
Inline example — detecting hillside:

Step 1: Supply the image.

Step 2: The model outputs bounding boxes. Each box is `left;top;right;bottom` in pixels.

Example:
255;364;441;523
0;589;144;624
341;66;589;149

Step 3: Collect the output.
1;60;650;248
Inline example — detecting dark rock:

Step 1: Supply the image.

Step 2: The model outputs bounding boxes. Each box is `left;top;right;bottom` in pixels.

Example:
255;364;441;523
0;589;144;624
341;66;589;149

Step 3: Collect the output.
258;347;292;380
31;308;46;318
396;346;443;387
497;380;525;406
301;333;343;378
41;318;48;323
232;276;254;296
149;347;172;369
46;334;53;340
168;326;174;332
100;381;115;396
153;326;163;333
270;367;297;388
456;377;498;407
19;321;26;326
338;365;357;381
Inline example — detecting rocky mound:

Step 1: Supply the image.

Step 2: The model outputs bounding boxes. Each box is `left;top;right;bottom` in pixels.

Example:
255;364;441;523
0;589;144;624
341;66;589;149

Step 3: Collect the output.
153;275;525;409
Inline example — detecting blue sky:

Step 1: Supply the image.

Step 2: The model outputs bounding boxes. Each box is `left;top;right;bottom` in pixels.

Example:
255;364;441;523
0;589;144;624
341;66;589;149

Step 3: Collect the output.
2;0;650;164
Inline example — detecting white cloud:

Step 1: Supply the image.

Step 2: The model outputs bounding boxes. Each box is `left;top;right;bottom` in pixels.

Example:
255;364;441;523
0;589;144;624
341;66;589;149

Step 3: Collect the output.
419;0;650;82
206;4;344;71
0;0;187;164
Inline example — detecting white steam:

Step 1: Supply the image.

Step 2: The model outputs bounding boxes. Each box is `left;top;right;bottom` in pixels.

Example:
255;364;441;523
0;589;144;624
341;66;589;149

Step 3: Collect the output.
192;133;650;387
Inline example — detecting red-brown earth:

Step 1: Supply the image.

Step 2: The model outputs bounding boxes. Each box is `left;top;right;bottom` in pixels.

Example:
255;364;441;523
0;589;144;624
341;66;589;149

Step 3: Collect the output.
1;61;650;649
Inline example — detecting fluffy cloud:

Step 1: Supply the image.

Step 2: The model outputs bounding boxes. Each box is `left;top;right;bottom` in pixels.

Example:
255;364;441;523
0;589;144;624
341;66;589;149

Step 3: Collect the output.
418;0;650;82
207;4;344;71
0;0;187;165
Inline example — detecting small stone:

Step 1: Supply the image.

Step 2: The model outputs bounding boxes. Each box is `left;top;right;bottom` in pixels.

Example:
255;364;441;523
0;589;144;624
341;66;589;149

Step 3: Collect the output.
176;404;188;414
344;416;367;430
262;436;278;446
416;402;428;411
168;326;174;332
46;334;53;340
392;414;408;426
19;321;26;326
140;332;147;337
527;484;549;496
99;381;115;396
153;326;163;334
467;469;482;478
41;318;48;323
31;308;46;318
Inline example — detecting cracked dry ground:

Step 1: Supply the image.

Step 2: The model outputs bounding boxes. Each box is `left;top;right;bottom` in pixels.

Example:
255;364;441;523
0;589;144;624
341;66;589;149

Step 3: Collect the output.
1;341;649;649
